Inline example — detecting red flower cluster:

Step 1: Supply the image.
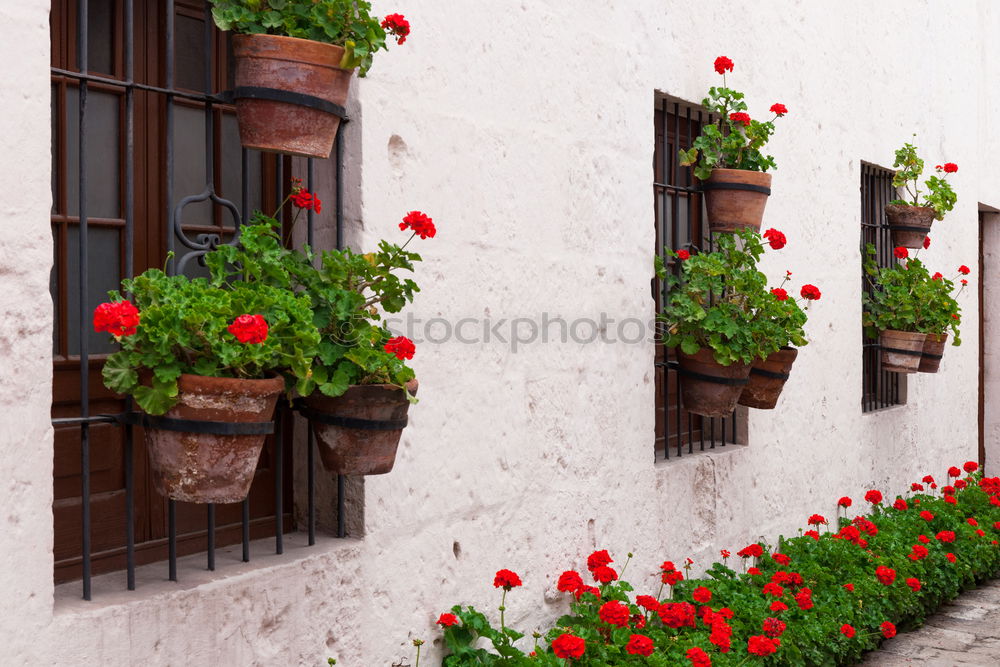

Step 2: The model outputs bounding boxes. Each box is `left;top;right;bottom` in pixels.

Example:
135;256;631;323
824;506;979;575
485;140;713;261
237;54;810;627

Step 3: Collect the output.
625;634;654;657
598;600;630;627
840;624;855;638
924;236;931;249
936;162;959;173
676;249;691;260
770;103;788;117
772;553;792;566
906;577;921;592
771;287;789;301
800;284;822;301
909;544;929;561
763;617;787;638
290;189;322;213
399;210;436;239
959;265;971;275
763;228;786;249
592;565;618;584
658;602;697;628
380;13;411;44
762;582;784;597
875;565;896;586
686;646;712;667
894;246;909;259
936;530;956;543
747;635;780;656
838;496;852;508
795;587;813;610
881;621;897;638
384;336;416;360
661;560;683;586
729;112;751;126
227;314;268;344
737;543;764;559
948;466;962;477
965;460;979;472
693;586;712;603
714;56;734;74
493;569;522;590
551;633;585;659
865;489;883;504
437;613;458;627
807;514;827;526
557;570;584;593
93;300;141;337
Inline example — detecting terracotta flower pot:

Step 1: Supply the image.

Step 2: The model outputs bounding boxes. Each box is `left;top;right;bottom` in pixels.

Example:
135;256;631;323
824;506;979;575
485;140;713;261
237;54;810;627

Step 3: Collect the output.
303;380;418;475
885;204;936;249
232;34;353;158
144;374;284;504
702;168;772;233
919;333;948;373
738;347;798;410
879;330;927;374
677;348;751;418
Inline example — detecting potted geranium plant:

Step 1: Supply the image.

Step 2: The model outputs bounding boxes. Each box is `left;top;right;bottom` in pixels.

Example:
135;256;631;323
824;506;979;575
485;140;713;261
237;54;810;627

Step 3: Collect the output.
678;56;788;233
93;267;320;503
206;186;432;475
885;140;958;248
657;228;819;417
209;0;409;158
863;245;965;374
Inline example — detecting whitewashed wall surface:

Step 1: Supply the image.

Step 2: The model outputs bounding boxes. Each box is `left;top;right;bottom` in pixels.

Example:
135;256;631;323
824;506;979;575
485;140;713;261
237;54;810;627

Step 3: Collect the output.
2;0;1000;664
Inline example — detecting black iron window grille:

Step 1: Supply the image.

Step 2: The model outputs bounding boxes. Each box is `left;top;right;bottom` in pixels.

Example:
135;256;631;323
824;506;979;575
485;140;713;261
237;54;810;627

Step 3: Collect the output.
653;95;740;460
861;162;906;412
50;0;348;601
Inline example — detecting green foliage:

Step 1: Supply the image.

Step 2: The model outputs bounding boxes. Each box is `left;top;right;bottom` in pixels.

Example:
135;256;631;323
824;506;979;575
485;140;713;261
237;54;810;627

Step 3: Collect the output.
100;267;319;415
205;210;419;399
678;84;781;181
657;229;809;366
862;245;963;344
209;0;392;75
436;467;1000;665
889;140;959;220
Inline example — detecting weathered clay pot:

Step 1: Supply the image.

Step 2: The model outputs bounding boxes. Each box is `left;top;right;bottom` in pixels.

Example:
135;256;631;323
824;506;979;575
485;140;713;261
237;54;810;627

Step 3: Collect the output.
702;168;772;233
919;333;949;373
144;374;284;503
885;204;936;249
879;330;927;374
677;349;751;418
232;34;353;158
738;347;798;410
304;380;418;475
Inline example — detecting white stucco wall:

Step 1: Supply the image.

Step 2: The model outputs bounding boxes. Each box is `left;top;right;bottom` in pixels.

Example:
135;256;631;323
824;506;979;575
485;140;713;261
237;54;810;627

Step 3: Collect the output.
4;0;1000;665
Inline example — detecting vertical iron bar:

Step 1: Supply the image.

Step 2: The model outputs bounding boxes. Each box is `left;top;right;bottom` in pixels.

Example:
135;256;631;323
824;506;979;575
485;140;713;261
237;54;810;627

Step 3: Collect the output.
337;474;346;538
123;0;136;593
207;504;215;570
77;0;92;602
168;500;177;581
240;148;250;562
307;158;316;545
241;499;250;562
335;124;346;537
274;158;284;555
202;0;217;574
165;0;178;581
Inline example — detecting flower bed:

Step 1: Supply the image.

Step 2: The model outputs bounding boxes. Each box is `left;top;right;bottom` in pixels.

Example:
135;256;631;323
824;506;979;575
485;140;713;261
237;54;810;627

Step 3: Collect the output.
433;462;1000;665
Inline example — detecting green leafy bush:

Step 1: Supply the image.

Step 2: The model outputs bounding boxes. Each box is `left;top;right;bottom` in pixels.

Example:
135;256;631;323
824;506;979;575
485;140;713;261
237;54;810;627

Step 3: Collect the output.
678;56;788;180
889;141;959;220
434;462;1000;665
209;0;409;75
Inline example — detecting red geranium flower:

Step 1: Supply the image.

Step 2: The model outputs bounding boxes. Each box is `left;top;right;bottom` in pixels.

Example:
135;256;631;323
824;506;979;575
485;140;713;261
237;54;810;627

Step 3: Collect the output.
807;514;827;526
956;479;967;489
946;552;957;563
748;567;762;575
658;602;696;628
738;544;764;559
93;300;141;337
959;265;971;275
437;613;458;627
936;531;956;543
838;496;852;508
840;624;855;638
557;570;584;593
290;188;322;213
894;246;909;259
922;475;935;484
399;210;436;239
763;617;787;638
909;544;929;561
931;272;943;281
771;287;789;301
493;569;522;590
794;588;813;610
918;534;930;543
893;498;908;511
714;56;734;74
720;549;731;559
686;646;712;667
865;490;883;504
693;586;712;603
943;162;958;173
228;314;268;344
772;553;792;565
592;565;618;584
770;103;788;116
923;236;931;249
800;284;822;300
804;530;820;540
551;633;586;659
384;336;416;360
762;582;785;597
949;466;962;477
912;482;925;491
598;600;630;627
906;577;921;592
763;228;787;249
747;635;780;656
588;550;613;571
636;595;659;610
625;634;654;657
945;495;957;505
964;460;979;472
770;601;788;612
875;566;896;585
575;585;601;601
380;13;411;44
843;583;854;592
677;249;691;260
729;112;751;126
968;517;979;527
881;621;897;638
662;570;683;586
942;486;955;495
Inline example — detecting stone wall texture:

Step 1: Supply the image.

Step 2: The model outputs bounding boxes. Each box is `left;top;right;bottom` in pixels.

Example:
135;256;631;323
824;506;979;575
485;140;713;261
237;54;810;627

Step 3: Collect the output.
4;0;1000;664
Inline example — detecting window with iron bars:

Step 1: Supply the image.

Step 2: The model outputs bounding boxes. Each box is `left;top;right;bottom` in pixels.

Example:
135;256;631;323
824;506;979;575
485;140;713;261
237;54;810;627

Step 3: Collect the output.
860;162;907;412
50;0;352;601
653;96;743;460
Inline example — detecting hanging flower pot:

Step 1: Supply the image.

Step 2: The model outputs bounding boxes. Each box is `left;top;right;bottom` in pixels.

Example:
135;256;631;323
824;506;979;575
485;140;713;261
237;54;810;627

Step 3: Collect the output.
885;204;936;249
738;347;798;410
879;330;927;374
702;168;773;233
677;349;751;418
141;374;284;503
919;333;949;373
302;380;418;475
232;34;353;159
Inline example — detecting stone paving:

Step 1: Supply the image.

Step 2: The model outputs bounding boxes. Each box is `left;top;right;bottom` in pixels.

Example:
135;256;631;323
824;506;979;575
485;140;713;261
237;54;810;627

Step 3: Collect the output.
859;580;1000;666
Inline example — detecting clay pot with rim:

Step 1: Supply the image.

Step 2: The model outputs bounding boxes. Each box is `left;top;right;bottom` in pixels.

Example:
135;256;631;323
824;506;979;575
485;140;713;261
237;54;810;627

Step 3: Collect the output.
919;333;949;373
738;347;798;410
879;330;927;374
885;204;936;249
676;348;751;418
232;34;353;158
303;379;418;475
144;374;284;504
702;168;773;233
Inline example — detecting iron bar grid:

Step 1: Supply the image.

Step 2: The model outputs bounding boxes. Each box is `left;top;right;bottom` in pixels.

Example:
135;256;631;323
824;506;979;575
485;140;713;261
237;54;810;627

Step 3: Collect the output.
56;0;347;600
